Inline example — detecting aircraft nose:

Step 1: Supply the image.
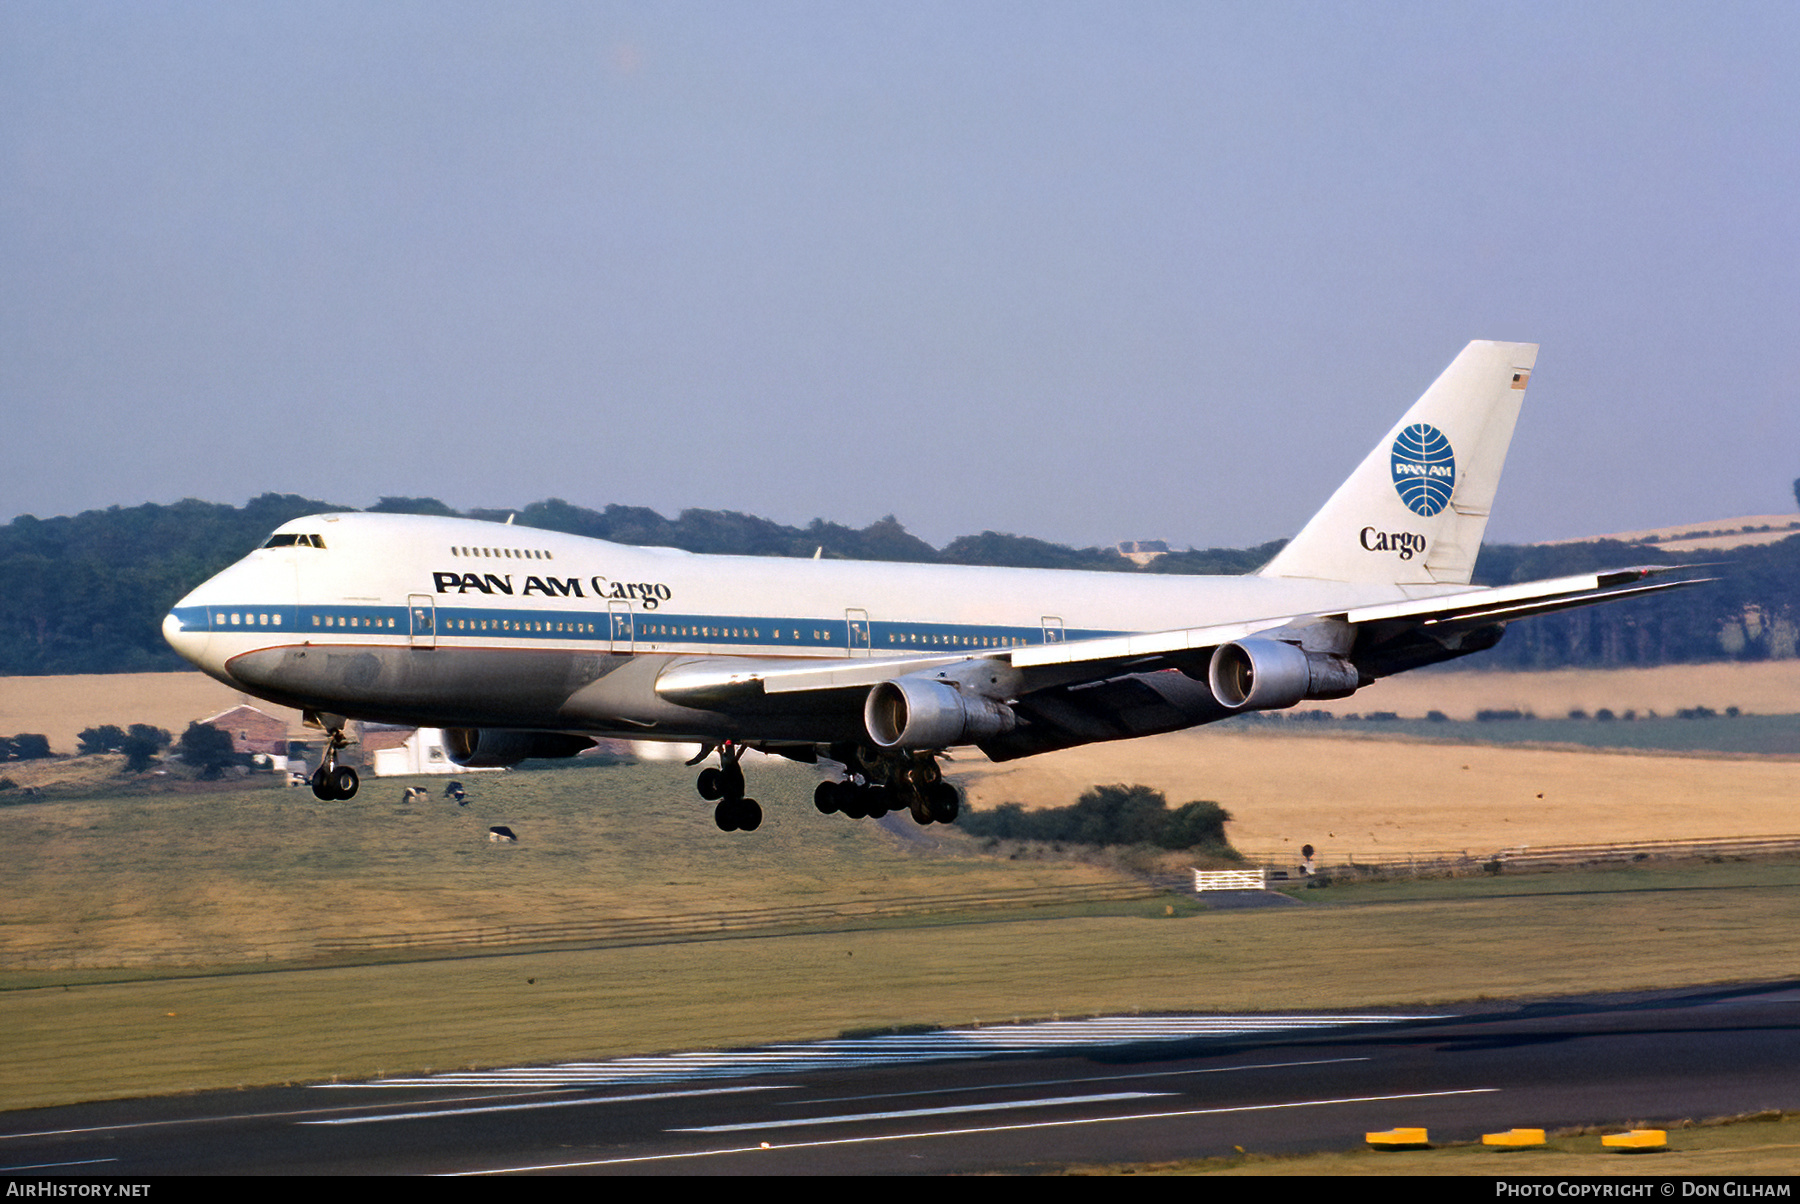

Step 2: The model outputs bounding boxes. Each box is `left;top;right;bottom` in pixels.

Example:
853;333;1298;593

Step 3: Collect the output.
163;602;214;672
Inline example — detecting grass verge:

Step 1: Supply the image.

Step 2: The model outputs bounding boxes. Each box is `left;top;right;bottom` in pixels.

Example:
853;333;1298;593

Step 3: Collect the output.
4;760;1799;1116
3;857;1798;1112
1066;1111;1800;1176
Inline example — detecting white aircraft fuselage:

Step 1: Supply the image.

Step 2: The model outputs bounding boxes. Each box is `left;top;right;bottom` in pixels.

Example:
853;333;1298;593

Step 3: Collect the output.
163;515;1422;741
162;341;1702;820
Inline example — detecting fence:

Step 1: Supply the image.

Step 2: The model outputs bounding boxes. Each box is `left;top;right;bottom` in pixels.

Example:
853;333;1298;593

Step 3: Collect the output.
1241;834;1800;879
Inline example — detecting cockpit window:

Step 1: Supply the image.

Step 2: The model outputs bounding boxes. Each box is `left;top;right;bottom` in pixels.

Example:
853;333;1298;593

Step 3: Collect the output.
264;533;325;549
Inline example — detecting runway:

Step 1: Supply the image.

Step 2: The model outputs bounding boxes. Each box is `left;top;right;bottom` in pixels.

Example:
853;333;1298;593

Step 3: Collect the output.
3;981;1797;1175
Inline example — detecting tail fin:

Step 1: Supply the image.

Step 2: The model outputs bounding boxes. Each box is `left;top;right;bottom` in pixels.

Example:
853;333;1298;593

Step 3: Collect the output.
1258;340;1538;585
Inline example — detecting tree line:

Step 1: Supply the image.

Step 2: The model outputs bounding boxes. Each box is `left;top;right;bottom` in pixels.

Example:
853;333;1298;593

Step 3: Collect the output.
3;722;245;778
0;493;1792;675
961;784;1238;856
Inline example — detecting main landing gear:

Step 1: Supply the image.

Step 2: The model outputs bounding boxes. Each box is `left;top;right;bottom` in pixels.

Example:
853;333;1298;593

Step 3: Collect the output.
308;722;359;801
693;741;761;832
814;750;960;826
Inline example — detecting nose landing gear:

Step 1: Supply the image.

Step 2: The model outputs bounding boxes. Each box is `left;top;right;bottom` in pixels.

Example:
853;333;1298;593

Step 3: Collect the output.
305;718;359;801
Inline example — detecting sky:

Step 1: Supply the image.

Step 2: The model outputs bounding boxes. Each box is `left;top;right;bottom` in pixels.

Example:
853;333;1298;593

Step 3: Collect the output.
3;2;1797;550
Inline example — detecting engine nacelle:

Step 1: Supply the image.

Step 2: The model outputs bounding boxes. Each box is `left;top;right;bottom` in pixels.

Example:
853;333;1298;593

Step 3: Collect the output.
1207;639;1360;711
442;728;595;768
864;677;1017;750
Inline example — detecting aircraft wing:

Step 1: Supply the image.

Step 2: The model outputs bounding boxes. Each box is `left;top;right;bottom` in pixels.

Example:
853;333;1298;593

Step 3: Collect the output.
1016;565;1706;674
656;566;1708;713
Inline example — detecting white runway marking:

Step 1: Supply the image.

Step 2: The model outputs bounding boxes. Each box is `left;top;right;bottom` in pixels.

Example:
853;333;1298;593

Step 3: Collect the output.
673;1091;1172;1132
331;1012;1443;1091
302;1084;789;1125
0;1158;118;1172
449;1088;1500;1174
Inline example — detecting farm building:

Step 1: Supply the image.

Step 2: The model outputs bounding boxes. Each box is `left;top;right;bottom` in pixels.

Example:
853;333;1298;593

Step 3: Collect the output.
198;704;290;760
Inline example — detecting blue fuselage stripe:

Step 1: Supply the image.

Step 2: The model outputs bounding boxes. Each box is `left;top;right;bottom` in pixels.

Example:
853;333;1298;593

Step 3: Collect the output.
175;604;1113;651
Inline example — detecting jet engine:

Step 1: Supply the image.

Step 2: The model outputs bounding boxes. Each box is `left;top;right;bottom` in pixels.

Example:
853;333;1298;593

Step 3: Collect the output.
864;677;1017;750
1207;639;1360;711
442;728;596;768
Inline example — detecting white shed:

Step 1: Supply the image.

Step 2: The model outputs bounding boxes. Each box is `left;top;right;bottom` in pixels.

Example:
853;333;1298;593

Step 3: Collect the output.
366;728;490;777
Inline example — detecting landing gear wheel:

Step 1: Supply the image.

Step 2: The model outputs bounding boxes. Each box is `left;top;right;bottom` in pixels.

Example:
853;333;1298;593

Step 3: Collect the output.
308;718;357;801
714;797;762;832
909;794;933;825
697;767;724;800
926;781;960;824
814;781;839;814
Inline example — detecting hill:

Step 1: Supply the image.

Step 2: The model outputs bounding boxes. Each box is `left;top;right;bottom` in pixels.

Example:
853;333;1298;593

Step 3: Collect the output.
0;494;1794;676
1538;514;1800;554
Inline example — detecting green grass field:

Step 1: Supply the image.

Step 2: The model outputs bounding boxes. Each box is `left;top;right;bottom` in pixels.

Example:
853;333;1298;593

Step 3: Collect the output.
3;758;1800;1119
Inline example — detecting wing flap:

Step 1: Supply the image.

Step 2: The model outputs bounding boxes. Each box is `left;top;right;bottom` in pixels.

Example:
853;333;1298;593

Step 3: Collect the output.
655;652;986;708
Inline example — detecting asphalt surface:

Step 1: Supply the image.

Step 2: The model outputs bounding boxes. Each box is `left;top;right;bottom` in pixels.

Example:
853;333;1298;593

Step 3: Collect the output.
3;980;1797;1175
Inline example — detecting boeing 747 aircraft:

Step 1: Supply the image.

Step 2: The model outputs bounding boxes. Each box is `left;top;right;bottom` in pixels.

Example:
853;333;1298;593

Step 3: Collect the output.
164;342;1701;831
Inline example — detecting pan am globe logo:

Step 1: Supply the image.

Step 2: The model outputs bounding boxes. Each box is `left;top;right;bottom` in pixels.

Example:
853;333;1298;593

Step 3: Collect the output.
1390;423;1456;516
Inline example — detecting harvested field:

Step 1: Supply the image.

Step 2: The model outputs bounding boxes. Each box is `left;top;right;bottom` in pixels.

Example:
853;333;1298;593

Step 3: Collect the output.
0;672;303;754
5;666;1798;867
1297;661;1800;721
4;663;1798;756
1538;512;1800;553
950;727;1800;862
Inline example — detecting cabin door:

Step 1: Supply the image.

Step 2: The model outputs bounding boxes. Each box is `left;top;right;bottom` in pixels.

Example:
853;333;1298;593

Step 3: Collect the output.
608;601;635;653
846;608;872;658
408;595;436;649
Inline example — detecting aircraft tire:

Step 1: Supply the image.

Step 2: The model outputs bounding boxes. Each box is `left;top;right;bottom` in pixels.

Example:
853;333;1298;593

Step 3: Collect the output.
736;799;762;831
814;781;838;814
909;795;933;825
697;768;724;800
713;799;739;831
833;781;864;818
310;767;334;801
332;766;359;800
926;782;960;824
